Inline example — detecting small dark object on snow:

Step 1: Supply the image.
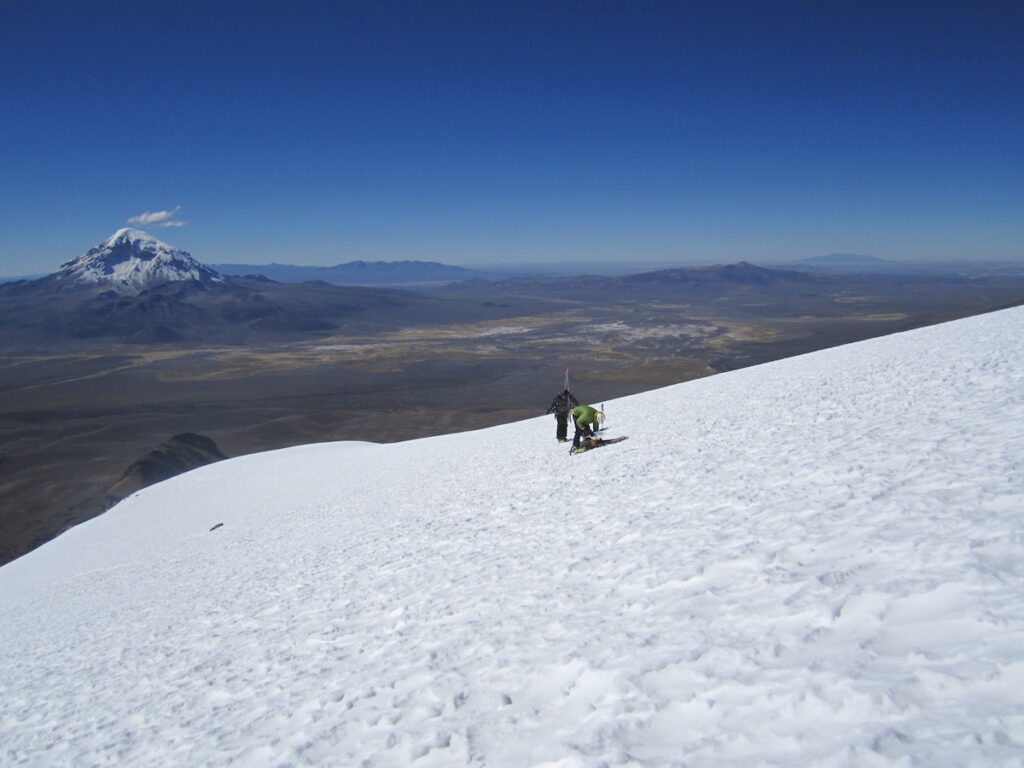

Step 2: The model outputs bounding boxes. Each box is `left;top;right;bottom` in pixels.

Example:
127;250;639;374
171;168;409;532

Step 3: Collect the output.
209;522;224;531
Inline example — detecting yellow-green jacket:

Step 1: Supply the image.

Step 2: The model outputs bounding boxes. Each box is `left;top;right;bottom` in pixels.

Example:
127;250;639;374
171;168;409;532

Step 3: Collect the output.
571;405;600;430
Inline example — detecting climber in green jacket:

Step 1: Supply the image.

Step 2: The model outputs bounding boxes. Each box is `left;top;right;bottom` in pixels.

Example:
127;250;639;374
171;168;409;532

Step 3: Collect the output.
571;404;603;449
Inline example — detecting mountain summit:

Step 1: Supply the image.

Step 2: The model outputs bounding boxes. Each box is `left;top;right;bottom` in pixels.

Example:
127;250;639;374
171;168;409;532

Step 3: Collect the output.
55;228;223;291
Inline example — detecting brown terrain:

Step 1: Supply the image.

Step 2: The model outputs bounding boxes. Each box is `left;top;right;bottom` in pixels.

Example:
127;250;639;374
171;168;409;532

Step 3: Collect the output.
3;265;1023;566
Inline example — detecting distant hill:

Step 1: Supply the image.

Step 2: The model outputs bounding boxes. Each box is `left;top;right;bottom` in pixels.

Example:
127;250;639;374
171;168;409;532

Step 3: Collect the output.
210;260;480;285
442;261;824;300
621;261;818;287
788;253;1024;276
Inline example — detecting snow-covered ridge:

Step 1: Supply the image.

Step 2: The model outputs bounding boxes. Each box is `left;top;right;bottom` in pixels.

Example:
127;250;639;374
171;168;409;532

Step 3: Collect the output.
55;228;223;290
1;307;1022;766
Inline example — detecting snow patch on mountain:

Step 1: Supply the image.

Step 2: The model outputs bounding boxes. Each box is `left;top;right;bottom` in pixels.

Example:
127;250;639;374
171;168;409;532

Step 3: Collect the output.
55;228;223;290
1;307;1022;766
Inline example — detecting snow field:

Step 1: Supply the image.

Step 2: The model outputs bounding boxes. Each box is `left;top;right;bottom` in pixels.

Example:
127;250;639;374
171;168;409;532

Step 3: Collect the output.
1;306;1023;767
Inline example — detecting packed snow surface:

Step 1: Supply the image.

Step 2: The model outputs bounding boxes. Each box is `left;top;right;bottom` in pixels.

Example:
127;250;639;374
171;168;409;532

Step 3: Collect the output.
3;308;1024;767
55;228;222;289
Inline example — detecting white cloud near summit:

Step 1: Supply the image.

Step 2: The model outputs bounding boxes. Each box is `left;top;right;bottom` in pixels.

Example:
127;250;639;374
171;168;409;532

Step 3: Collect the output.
127;207;186;227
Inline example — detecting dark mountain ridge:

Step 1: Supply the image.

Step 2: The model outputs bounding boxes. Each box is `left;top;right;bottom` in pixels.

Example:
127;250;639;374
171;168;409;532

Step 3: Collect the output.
440;261;826;300
108;433;227;497
622;261;818;286
781;253;1024;277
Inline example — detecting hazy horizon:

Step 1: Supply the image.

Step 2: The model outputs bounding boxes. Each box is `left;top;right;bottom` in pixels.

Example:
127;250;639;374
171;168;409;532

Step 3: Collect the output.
5;237;1024;280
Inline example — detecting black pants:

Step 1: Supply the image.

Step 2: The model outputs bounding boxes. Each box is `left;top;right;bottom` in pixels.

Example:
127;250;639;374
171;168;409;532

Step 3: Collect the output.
555;412;569;441
572;421;594;448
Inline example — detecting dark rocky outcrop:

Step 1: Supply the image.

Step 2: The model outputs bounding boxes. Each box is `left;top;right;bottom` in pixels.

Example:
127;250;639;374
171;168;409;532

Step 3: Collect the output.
108;433;227;497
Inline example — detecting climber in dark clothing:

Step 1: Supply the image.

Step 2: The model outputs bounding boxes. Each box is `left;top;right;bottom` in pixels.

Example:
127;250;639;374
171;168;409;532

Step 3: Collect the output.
546;388;580;443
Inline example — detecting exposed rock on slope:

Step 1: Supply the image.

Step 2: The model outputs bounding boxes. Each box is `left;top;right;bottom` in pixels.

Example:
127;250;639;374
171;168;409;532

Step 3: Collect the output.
108;433;227;497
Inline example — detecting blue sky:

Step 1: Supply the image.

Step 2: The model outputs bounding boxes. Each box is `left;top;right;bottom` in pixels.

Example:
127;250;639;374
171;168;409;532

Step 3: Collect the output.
1;1;1021;274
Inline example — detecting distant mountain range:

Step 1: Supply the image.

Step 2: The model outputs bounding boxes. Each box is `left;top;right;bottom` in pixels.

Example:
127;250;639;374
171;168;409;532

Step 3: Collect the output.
0;231;844;346
210;260;480;285
10;231;1017;347
784;253;1024;276
0;230;915;346
0;230;534;345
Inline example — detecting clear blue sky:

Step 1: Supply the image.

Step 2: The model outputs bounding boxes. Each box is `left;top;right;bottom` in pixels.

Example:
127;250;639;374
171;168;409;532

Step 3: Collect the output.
1;0;1021;274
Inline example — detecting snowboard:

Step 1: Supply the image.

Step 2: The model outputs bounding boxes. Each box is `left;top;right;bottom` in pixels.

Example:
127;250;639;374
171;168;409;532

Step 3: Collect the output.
570;436;628;455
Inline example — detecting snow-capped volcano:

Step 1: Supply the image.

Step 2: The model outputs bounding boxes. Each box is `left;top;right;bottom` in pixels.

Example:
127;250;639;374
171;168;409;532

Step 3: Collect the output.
55;228;223;291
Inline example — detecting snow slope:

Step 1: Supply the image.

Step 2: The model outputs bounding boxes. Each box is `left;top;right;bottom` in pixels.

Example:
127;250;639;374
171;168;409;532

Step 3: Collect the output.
2;307;1023;767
